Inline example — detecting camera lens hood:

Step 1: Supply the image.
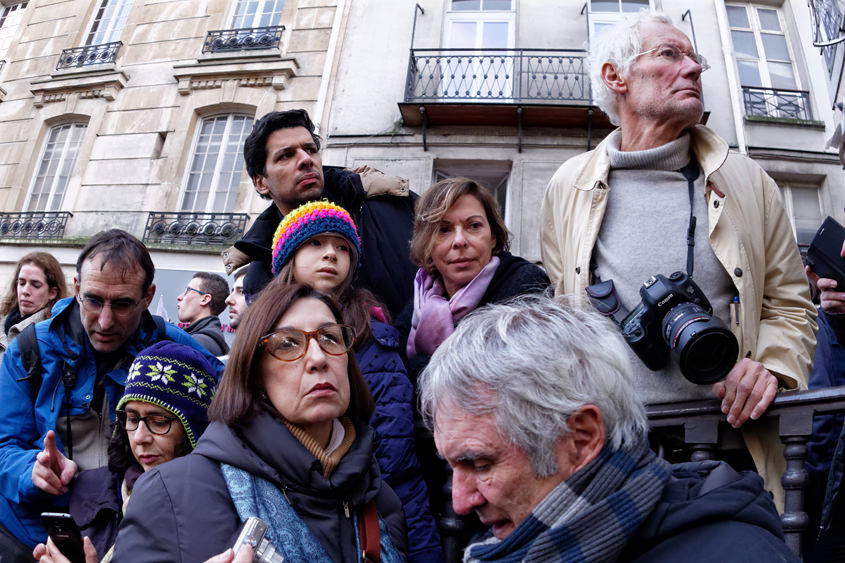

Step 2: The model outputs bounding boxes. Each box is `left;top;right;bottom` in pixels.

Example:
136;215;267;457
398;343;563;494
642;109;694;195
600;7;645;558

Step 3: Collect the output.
663;303;739;384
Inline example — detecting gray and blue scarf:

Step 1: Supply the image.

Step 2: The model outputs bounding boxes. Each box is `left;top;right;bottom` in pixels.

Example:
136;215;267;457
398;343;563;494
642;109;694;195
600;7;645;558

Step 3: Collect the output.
465;437;670;562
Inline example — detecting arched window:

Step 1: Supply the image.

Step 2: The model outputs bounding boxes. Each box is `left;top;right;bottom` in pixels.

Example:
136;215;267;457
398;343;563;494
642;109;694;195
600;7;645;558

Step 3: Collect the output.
181;114;254;213
25;123;86;212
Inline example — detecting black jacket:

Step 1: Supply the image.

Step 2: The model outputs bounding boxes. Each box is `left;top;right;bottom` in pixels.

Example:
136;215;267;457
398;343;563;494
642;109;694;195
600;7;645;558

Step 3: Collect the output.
111;411;407;563
235;166;417;317
184;315;229;356
622;461;799;562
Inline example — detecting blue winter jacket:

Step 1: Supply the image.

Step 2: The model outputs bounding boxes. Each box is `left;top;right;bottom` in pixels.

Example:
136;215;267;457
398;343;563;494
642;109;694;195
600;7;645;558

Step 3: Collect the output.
355;321;443;562
0;297;223;547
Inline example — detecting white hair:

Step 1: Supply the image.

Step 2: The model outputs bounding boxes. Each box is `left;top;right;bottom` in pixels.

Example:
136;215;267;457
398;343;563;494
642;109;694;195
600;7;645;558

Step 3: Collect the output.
418;294;648;478
589;11;674;125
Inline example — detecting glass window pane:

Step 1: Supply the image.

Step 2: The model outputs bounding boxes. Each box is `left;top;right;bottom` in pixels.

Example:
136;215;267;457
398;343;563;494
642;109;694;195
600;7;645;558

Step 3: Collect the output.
726;5;749;28
757;8;781;32
452;0;481;10
482;0;511;9
450;21;476;48
791;187;822;246
621;0;649;12
761;33;790;61
182;115;253;213
737;60;762;86
27;123;85;212
591;1;619;12
482;22;508;48
731;30;758;59
768;61;796;89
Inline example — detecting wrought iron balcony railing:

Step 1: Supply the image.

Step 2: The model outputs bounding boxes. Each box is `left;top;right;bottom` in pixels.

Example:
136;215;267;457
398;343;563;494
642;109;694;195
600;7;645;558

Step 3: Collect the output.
742;85;812;121
647;387;845;557
202;25;285;54
0;211;72;240
56;41;122;71
143;212;249;247
404;48;591;104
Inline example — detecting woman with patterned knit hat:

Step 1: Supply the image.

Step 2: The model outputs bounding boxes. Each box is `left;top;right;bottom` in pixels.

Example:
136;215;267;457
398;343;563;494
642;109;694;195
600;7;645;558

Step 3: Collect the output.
32;341;217;563
269;200;441;562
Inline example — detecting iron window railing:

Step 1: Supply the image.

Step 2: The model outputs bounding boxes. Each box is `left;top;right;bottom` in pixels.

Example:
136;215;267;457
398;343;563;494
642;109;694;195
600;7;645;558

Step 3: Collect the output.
742;86;812;120
143;212;249;247
202;25;285;54
404;48;591;103
56;41;122;71
0;211;72;240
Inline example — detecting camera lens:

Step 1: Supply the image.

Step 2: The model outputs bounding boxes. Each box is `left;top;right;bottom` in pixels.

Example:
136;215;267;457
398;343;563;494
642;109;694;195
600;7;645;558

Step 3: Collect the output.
662;303;739;384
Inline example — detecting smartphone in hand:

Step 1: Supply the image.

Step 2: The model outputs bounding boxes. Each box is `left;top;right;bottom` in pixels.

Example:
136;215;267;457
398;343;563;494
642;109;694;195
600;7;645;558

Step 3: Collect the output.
41;512;85;563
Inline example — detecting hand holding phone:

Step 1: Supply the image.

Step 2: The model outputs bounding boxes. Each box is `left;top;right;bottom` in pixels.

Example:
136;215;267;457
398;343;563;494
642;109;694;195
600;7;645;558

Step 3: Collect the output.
40;513;85;563
807;216;845;288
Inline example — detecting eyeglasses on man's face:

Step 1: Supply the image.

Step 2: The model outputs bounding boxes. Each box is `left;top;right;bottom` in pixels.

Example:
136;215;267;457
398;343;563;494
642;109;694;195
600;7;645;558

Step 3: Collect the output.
115;409;178;434
183;286;208;297
261;324;356;362
634;43;710;72
77;295;142;318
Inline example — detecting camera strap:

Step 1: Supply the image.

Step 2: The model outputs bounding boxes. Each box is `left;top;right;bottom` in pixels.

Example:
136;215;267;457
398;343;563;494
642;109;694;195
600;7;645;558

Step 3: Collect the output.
679;158;700;277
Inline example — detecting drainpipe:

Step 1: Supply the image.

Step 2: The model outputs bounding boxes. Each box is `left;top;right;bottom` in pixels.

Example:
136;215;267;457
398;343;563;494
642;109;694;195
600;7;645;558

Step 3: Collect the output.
713;0;747;154
312;0;348;137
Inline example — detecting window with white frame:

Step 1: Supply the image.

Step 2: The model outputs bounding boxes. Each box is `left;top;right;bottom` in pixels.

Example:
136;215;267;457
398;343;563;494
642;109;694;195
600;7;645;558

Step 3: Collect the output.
181;115;254;214
588;0;651;41
0;2;28;61
444;0;515;99
230;0;285;29
85;0;132;45
432;159;511;218
25;123;86;212
778;182;824;250
726;4;810;119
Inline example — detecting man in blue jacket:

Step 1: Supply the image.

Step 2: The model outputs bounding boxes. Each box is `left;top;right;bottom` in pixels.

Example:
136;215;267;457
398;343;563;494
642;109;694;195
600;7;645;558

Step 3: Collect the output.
0;229;223;557
420;295;799;562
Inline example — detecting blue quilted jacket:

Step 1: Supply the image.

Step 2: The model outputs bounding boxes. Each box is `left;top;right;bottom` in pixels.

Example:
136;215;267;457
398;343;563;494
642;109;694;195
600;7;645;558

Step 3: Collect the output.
355;321;442;562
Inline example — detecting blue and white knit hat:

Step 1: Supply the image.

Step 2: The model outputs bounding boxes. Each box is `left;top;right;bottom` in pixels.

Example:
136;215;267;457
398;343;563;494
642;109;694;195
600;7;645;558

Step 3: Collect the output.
117;341;217;448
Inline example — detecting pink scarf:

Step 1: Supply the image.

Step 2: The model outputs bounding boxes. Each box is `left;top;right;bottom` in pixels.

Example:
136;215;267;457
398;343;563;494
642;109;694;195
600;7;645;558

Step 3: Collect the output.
406;256;500;357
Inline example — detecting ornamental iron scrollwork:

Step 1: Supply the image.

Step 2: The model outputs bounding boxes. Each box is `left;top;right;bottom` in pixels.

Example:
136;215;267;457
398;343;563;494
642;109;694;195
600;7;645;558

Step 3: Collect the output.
0;212;72;240
202;26;285;54
143;212;249;247
56;42;123;71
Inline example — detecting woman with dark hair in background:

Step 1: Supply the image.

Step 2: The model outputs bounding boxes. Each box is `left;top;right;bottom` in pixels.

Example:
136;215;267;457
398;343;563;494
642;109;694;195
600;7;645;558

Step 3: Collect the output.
32;341;217;563
0;252;68;359
112;283;406;562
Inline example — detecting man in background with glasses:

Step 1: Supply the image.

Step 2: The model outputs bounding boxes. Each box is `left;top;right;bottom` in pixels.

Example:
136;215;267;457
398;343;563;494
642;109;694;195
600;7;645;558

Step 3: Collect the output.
541;11;816;511
0;229;223;557
176;272;230;357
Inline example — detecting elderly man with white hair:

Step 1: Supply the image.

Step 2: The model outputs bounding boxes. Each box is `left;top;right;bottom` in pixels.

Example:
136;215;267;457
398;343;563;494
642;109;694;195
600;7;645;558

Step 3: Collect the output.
540;11;816;508
420;295;799;562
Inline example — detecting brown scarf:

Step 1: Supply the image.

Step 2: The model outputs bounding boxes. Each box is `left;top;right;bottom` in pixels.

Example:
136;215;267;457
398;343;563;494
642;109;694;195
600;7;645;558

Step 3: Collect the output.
282;416;356;479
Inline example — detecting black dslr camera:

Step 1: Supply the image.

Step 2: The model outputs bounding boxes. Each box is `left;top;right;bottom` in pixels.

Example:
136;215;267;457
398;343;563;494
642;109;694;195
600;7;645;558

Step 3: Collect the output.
588;271;738;384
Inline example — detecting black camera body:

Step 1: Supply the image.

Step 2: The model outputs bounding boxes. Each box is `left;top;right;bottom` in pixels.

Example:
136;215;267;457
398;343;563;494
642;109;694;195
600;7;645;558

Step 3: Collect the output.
618;271;738;384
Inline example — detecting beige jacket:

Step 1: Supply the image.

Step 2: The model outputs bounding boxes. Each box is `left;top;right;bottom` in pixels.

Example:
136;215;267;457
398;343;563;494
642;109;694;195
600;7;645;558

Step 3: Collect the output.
541;125;817;508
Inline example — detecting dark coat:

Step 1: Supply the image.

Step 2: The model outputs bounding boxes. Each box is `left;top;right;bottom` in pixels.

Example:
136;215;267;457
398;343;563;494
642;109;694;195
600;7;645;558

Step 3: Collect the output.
805;309;845;558
111;412;407;563
622;461;799;562
235;166;417;317
356;322;442;562
184;315;229;356
395;251;551;382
